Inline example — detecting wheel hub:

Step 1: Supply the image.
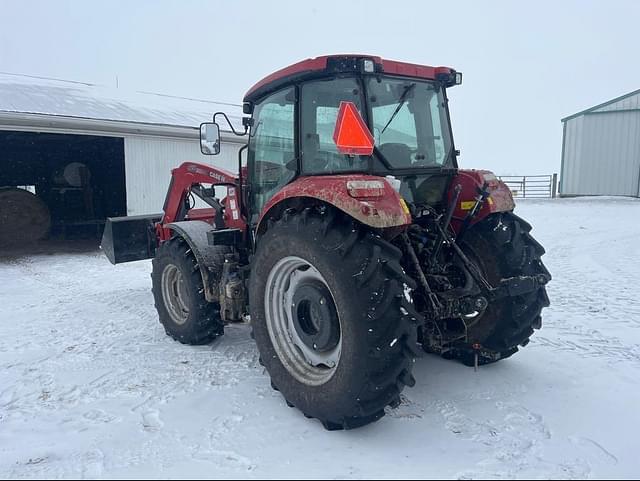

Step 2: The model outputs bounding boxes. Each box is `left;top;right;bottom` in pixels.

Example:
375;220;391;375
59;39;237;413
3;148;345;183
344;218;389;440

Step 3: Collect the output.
291;280;340;353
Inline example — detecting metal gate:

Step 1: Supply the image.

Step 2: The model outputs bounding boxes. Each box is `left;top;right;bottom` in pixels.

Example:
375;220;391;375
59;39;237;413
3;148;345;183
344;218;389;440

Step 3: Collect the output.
498;174;558;199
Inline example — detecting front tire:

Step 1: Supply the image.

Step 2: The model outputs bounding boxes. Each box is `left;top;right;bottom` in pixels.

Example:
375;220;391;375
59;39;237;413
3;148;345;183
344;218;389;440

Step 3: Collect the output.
151;237;225;345
250;207;421;430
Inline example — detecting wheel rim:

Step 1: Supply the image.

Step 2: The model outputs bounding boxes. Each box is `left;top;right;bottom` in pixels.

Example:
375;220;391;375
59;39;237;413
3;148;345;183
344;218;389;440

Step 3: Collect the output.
265;256;342;386
161;264;190;325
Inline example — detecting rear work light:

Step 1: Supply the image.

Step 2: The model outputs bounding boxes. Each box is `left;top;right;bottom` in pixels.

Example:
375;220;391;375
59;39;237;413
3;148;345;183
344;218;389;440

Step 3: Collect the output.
362;59;375;73
347;180;385;198
436;69;463;87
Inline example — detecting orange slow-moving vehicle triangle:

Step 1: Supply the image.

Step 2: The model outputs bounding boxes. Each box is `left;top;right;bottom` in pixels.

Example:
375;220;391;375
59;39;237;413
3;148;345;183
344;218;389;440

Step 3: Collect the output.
332;101;375;156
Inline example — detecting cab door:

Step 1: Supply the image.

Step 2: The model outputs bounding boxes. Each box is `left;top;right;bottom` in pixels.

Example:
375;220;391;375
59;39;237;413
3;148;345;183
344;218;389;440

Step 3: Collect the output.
247;87;297;224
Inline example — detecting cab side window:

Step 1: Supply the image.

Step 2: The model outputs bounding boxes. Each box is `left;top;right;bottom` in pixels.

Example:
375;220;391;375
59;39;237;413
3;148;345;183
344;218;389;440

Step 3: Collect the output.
248;88;296;221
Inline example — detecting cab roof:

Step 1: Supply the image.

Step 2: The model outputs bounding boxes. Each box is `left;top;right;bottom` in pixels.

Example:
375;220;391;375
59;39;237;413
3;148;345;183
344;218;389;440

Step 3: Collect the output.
244;54;457;104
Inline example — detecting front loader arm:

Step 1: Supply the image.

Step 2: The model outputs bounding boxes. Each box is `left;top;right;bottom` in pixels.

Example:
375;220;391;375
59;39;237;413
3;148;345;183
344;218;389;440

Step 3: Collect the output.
158;162;245;241
102;161;245;265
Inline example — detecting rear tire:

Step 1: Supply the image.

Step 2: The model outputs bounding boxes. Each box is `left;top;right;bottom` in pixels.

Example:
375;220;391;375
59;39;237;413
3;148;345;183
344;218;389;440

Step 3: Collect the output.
0;188;51;246
151;236;225;345
443;212;550;365
250;207;421;430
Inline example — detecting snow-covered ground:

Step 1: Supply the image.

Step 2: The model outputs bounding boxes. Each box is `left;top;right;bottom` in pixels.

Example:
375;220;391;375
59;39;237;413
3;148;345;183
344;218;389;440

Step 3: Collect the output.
1;198;639;479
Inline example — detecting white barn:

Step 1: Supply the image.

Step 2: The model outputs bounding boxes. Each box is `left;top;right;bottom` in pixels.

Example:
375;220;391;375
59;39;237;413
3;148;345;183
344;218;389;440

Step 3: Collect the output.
560;89;640;197
0;73;245;238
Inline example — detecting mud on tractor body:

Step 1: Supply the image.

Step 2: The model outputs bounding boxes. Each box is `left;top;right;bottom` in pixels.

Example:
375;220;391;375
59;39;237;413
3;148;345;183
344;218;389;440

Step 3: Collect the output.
102;55;551;430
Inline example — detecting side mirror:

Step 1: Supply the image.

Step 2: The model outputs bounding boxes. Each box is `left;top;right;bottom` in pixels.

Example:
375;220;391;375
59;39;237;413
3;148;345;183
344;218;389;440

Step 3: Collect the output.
200;123;221;155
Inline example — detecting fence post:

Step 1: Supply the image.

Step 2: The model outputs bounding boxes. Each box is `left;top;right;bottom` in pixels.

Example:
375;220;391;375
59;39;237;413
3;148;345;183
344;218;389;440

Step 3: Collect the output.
552;173;558;198
522;176;526;198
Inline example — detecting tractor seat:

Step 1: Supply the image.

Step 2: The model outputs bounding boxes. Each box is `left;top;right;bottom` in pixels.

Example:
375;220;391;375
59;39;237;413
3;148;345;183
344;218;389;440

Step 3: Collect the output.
378;143;413;168
302;133;328;172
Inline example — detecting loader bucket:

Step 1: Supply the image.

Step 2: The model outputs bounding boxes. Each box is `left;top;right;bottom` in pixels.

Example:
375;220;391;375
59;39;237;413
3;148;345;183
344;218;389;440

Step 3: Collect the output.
101;214;162;265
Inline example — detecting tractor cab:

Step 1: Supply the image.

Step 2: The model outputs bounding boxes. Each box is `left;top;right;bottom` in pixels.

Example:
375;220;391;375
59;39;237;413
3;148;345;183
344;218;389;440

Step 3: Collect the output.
202;55;463;223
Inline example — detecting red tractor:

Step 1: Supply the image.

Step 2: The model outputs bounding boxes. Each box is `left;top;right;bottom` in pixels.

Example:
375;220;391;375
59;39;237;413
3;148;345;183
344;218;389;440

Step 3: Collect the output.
102;55;550;430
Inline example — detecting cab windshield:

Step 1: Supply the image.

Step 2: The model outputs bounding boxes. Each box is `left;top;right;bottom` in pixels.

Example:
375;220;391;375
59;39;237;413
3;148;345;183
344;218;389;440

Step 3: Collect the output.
299;75;454;174
368;77;453;170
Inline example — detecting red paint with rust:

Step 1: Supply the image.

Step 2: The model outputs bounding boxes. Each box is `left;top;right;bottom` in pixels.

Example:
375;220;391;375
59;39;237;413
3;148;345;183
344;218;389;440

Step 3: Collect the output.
257;175;411;234
244;54;456;101
157;162;247;242
447;170;515;233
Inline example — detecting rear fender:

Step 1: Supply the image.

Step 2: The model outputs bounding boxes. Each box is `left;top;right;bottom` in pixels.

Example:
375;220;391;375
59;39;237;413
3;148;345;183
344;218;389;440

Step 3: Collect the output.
256;175;411;237
447;170;515;233
166;221;227;303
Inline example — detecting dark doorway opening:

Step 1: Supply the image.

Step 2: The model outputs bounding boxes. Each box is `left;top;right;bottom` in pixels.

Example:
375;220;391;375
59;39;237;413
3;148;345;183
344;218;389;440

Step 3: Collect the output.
0;130;126;244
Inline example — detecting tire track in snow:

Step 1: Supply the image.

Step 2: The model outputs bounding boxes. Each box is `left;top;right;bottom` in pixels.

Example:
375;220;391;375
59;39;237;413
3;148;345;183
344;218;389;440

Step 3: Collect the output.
532;335;640;363
534;222;640;364
433;400;592;480
0;249;262;480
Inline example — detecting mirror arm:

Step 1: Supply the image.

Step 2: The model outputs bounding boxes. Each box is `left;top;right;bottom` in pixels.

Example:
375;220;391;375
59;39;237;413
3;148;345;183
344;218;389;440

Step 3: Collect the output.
213;112;250;137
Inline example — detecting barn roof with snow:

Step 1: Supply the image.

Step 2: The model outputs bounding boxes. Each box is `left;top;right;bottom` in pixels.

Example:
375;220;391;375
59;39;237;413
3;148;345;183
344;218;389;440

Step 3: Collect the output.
0;72;243;138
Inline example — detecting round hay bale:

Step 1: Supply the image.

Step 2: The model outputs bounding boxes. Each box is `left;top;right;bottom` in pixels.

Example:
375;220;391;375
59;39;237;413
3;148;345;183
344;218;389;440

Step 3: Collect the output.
0;188;51;245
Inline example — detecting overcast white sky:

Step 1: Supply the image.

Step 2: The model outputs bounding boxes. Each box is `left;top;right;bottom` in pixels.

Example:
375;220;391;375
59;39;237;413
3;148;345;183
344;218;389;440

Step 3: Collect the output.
1;0;639;175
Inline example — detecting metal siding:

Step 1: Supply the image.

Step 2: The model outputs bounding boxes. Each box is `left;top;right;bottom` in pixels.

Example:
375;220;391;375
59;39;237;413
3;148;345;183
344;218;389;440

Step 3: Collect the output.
562;111;640;197
598;111;640;196
561;116;584;194
124;136;242;215
563;112;640;196
559;122;567;194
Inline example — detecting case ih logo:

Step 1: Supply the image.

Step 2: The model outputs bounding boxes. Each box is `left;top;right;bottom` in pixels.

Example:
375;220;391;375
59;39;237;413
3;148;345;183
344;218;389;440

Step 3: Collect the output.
186;164;226;183
209;172;226;183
